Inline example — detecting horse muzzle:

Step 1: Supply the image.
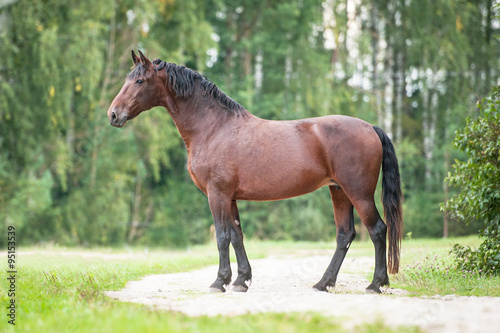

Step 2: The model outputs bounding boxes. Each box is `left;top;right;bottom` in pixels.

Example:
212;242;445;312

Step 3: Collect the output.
108;108;128;128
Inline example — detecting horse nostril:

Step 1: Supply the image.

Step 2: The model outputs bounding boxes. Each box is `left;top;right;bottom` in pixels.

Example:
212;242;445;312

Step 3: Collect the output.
111;111;117;121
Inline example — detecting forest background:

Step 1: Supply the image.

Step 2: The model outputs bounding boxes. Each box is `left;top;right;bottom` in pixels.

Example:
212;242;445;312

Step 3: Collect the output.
0;0;499;247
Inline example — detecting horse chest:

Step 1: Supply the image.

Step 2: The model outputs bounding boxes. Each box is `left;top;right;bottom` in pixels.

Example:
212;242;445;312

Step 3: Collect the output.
187;158;208;194
187;149;237;196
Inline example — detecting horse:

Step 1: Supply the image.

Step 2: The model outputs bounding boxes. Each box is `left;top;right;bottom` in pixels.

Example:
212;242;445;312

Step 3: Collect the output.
108;50;403;294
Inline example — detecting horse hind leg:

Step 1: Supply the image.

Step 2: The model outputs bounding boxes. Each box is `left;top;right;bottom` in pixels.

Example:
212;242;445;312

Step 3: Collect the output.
313;186;355;292
355;199;390;294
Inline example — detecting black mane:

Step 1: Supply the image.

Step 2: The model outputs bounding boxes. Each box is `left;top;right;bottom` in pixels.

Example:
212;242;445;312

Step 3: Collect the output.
130;59;247;116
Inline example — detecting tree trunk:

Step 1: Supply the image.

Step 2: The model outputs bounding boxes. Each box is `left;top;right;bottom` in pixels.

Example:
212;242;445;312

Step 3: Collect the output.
128;166;143;243
443;145;450;238
91;5;116;189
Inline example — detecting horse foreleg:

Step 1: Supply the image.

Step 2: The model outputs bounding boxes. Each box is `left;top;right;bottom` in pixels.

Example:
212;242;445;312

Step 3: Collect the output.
208;193;232;293
230;201;252;292
313;186;355;292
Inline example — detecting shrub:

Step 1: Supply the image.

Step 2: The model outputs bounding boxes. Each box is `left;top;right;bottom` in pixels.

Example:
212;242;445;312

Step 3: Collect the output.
442;86;500;275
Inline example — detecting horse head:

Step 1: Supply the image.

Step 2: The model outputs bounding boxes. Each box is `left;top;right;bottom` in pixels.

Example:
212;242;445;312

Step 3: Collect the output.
107;50;166;127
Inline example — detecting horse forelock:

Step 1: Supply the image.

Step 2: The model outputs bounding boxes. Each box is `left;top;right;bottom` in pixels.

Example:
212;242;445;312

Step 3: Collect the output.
127;63;147;80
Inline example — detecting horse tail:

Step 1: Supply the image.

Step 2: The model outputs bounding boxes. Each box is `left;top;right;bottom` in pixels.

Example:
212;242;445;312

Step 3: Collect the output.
373;126;403;274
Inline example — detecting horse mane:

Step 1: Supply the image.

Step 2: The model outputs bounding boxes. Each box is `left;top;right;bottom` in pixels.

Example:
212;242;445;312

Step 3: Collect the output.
128;59;247;116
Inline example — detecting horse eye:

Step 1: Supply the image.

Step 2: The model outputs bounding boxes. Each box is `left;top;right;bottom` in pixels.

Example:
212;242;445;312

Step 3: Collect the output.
136;79;144;84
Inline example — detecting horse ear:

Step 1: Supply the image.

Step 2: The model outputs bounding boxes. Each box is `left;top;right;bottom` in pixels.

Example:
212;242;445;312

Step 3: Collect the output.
138;50;153;68
131;50;140;66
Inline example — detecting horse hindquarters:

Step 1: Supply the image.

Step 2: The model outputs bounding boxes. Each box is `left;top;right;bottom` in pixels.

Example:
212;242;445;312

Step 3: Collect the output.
346;126;402;292
315;122;400;293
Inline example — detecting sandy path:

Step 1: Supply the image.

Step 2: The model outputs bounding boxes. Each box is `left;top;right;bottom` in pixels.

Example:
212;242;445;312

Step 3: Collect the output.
106;255;500;332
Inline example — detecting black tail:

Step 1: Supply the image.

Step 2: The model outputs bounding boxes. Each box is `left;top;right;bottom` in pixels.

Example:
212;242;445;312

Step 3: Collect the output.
373;126;403;274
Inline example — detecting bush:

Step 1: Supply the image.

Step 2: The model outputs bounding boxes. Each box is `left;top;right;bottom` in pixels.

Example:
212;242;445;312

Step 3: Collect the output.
442;86;500;275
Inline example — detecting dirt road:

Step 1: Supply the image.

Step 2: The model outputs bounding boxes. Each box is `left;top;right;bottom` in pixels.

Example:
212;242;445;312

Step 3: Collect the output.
106;255;500;332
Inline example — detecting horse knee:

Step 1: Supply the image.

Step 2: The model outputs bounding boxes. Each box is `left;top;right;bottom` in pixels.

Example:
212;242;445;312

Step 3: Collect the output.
337;228;356;248
215;227;231;249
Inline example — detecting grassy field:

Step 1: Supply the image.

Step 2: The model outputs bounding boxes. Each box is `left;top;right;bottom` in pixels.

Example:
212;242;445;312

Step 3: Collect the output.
1;237;498;332
392;236;500;297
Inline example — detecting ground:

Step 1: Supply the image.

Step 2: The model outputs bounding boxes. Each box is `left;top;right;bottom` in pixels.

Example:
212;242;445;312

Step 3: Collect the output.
105;253;500;332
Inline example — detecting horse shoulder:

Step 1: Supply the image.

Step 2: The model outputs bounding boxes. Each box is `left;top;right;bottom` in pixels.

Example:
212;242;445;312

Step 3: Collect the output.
187;130;241;196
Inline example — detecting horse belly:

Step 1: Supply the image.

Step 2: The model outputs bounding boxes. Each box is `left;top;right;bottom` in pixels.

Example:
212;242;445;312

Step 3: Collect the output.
234;145;330;201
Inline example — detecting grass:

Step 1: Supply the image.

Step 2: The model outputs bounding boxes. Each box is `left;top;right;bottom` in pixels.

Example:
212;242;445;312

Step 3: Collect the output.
0;241;415;333
391;236;500;296
1;237;496;332
1;247;221;332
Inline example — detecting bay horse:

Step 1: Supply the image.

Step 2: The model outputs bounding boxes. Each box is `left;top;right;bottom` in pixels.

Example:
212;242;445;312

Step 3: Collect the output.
108;51;403;294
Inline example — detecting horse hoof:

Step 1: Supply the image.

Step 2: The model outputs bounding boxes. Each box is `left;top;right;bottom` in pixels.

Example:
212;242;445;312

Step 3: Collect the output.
312;283;328;292
365;286;382;294
208;287;225;293
231;284;248;292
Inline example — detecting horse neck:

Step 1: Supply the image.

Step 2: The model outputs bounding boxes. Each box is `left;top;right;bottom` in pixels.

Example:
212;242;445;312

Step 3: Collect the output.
162;93;247;149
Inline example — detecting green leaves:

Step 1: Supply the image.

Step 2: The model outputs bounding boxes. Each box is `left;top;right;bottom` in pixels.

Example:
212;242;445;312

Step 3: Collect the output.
0;0;192;246
443;85;500;275
444;86;500;222
1;0;499;246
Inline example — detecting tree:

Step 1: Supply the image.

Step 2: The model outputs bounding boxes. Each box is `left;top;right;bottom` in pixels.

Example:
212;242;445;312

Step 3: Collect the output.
442;85;500;274
0;0;214;246
1;0;499;246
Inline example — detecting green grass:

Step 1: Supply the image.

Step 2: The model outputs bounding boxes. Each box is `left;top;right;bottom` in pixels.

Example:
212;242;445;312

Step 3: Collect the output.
2;238;495;332
391;236;500;296
0;241;416;333
1;247;221;332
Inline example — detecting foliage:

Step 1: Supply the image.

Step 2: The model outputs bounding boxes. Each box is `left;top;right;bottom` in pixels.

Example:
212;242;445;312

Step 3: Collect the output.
442;86;500;275
0;0;211;247
0;0;499;246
